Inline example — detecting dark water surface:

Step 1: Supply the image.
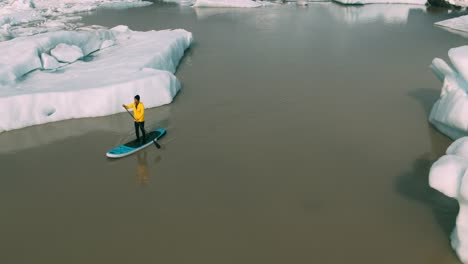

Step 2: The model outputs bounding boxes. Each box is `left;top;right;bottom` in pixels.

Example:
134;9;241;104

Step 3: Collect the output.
1;2;467;263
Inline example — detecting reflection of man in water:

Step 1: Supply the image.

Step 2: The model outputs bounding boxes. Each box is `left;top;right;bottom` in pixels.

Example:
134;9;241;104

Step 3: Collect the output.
136;152;161;186
136;152;149;185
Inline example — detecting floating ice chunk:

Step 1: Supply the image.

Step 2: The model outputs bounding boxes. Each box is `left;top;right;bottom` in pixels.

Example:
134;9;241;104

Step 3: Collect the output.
431;58;457;83
429;47;468;140
328;4;426;25
433;15;468;38
430;154;468;198
0;27;192;132
0;0;42;28
429;138;468;263
435;15;468;35
333;0;426;4
0;9;44;28
193;0;263;8
449;47;468;84
447;137;468;159
0;0;153;40
31;0;153;13
51;43;84;63
41;53;61;70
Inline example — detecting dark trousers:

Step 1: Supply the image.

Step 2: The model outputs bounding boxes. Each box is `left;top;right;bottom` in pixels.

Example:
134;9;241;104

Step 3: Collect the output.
134;121;146;142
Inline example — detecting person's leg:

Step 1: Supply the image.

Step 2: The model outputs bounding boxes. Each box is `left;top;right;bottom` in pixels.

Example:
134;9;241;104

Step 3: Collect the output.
134;121;140;141
140;122;146;143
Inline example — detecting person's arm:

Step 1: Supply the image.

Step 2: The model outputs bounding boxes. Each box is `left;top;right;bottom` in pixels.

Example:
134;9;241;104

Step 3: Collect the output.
122;103;135;109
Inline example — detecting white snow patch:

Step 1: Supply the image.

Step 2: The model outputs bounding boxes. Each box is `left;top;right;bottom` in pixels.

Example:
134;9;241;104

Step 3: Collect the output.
429;138;468;264
0;26;193;132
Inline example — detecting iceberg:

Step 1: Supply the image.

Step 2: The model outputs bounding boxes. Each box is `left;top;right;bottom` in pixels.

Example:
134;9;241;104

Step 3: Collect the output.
436;15;468;35
328;4;425;24
0;0;44;28
429;46;468;140
0;26;193;132
429;137;468;264
333;0;426;4
0;0;153;40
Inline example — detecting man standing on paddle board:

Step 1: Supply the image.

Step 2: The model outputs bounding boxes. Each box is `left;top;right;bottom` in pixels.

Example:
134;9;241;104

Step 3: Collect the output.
123;95;146;145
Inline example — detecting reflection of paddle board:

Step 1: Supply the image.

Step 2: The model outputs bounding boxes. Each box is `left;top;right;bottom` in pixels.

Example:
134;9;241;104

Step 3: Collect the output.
106;128;166;158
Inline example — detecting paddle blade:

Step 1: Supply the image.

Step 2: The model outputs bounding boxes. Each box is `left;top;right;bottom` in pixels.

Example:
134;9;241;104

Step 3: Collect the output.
153;140;161;149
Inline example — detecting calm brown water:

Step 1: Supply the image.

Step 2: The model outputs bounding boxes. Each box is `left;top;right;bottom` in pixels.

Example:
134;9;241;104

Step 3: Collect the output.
1;2;467;264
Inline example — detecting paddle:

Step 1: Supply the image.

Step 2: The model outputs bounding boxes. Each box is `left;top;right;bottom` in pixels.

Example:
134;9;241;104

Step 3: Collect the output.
123;106;161;149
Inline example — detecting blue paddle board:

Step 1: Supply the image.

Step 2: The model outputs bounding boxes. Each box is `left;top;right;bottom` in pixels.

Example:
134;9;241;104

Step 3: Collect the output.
106;128;166;158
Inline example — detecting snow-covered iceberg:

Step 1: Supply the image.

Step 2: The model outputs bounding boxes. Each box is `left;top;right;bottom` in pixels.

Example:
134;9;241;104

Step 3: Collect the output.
0;26;193;132
0;0;43;26
436;15;468;36
329;4;425;24
429;47;468;140
429;137;468;264
0;0;152;40
333;0;426;4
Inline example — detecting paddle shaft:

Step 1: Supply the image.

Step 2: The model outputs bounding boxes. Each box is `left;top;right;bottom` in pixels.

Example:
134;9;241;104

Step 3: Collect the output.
123;107;161;149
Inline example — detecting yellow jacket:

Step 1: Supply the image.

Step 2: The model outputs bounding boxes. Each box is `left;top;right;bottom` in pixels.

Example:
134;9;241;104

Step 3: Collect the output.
125;102;145;122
